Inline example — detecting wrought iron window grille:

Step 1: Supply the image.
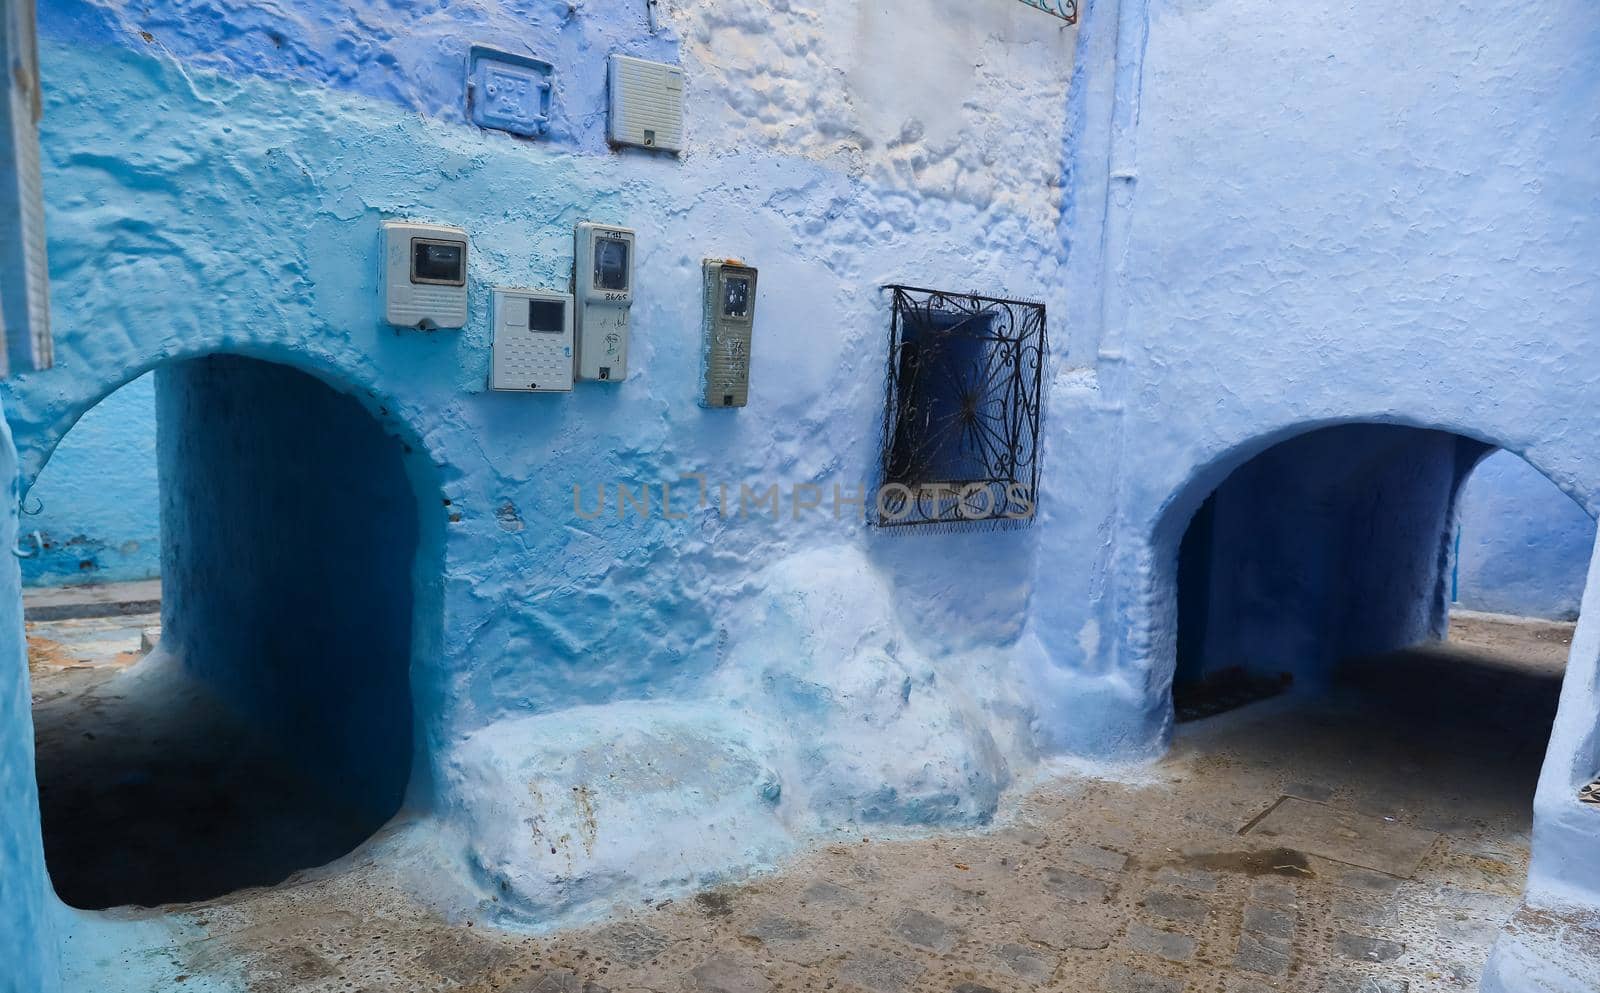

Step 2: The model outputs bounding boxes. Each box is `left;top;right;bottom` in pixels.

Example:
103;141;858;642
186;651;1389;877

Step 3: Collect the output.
1013;0;1078;24
876;285;1047;530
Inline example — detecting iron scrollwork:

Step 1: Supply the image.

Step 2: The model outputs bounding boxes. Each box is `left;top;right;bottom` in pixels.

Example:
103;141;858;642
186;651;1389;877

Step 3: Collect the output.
877;285;1047;530
1014;0;1078;24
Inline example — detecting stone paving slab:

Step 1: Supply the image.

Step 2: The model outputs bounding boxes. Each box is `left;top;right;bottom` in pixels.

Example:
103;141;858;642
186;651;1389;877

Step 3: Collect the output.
1245;797;1442;877
24;578;161;620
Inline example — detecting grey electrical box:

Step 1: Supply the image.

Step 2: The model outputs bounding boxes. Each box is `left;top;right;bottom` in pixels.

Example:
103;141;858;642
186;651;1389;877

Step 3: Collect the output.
573;222;635;381
607;54;684;153
699;260;757;408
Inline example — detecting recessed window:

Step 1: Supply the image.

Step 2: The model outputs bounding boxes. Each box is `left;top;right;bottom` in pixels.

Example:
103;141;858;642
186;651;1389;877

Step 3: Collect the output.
877;285;1047;528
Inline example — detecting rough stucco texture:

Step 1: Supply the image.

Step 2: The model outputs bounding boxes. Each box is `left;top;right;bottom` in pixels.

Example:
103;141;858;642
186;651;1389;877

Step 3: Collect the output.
1455;449;1596;622
4;0;1076;962
6;0;1600;988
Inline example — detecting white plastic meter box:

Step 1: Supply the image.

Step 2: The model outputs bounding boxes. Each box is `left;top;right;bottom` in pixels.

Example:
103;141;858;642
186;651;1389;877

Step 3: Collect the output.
382;221;469;329
607;54;684;153
573;222;635;382
489;288;574;392
699;259;758;408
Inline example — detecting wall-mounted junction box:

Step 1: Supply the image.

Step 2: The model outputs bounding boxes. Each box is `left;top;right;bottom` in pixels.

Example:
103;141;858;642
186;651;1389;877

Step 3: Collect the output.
607;54;684;153
490;288;573;392
468;45;554;139
699;260;757;408
573;222;635;381
381;221;468;330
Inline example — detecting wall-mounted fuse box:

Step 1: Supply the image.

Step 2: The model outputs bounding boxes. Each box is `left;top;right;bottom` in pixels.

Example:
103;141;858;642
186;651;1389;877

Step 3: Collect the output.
573;222;635;381
607;54;684;153
699;260;758;408
382;221;468;329
490;288;573;392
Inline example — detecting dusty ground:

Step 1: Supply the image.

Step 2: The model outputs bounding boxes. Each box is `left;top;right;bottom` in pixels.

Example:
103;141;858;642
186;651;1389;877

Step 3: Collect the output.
28;601;1575;992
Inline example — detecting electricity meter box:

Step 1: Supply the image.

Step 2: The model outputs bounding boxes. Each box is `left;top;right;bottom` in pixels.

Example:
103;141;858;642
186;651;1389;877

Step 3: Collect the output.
490;288;573;392
607;54;684;153
573;222;635;382
382;221;468;329
699;260;757;408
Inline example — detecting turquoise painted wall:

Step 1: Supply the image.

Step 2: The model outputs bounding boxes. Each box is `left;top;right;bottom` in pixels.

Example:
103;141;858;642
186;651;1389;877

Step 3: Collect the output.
20;372;159;587
7;6;1077;978
0;399;61;993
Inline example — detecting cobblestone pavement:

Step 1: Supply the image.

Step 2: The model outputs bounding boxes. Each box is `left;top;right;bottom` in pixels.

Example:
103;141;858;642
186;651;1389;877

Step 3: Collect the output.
45;613;1579;991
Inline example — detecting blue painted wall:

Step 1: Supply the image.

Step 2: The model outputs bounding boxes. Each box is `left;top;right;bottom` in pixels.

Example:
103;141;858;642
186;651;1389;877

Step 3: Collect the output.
0;400;61;993
3;0;1600;988
1031;0;1600;941
20;372;159;587
4;2;1078;970
36;0;677;155
1454;449;1595;621
1029;0;1600;744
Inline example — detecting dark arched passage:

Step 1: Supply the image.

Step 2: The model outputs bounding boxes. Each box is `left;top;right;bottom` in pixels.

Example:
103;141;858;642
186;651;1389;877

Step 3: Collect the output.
33;353;420;908
1173;423;1493;690
1160;422;1597;985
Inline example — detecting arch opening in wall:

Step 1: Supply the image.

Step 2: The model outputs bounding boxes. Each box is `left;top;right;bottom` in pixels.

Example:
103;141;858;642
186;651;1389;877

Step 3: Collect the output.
28;353;421;910
1450;449;1598;624
1161;422;1596;980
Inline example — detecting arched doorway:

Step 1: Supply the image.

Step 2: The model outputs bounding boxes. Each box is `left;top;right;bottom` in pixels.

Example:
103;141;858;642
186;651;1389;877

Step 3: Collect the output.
1452;449;1596;623
29;353;420;909
1163;422;1593;986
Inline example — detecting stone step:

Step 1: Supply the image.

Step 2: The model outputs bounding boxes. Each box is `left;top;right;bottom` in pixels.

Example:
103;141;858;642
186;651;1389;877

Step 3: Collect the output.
23;578;161;621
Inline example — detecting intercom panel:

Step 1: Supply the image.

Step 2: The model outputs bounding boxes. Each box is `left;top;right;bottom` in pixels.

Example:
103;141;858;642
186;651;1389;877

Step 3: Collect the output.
490;288;573;392
699;260;758;408
573;222;635;382
607;54;685;153
382;221;468;329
